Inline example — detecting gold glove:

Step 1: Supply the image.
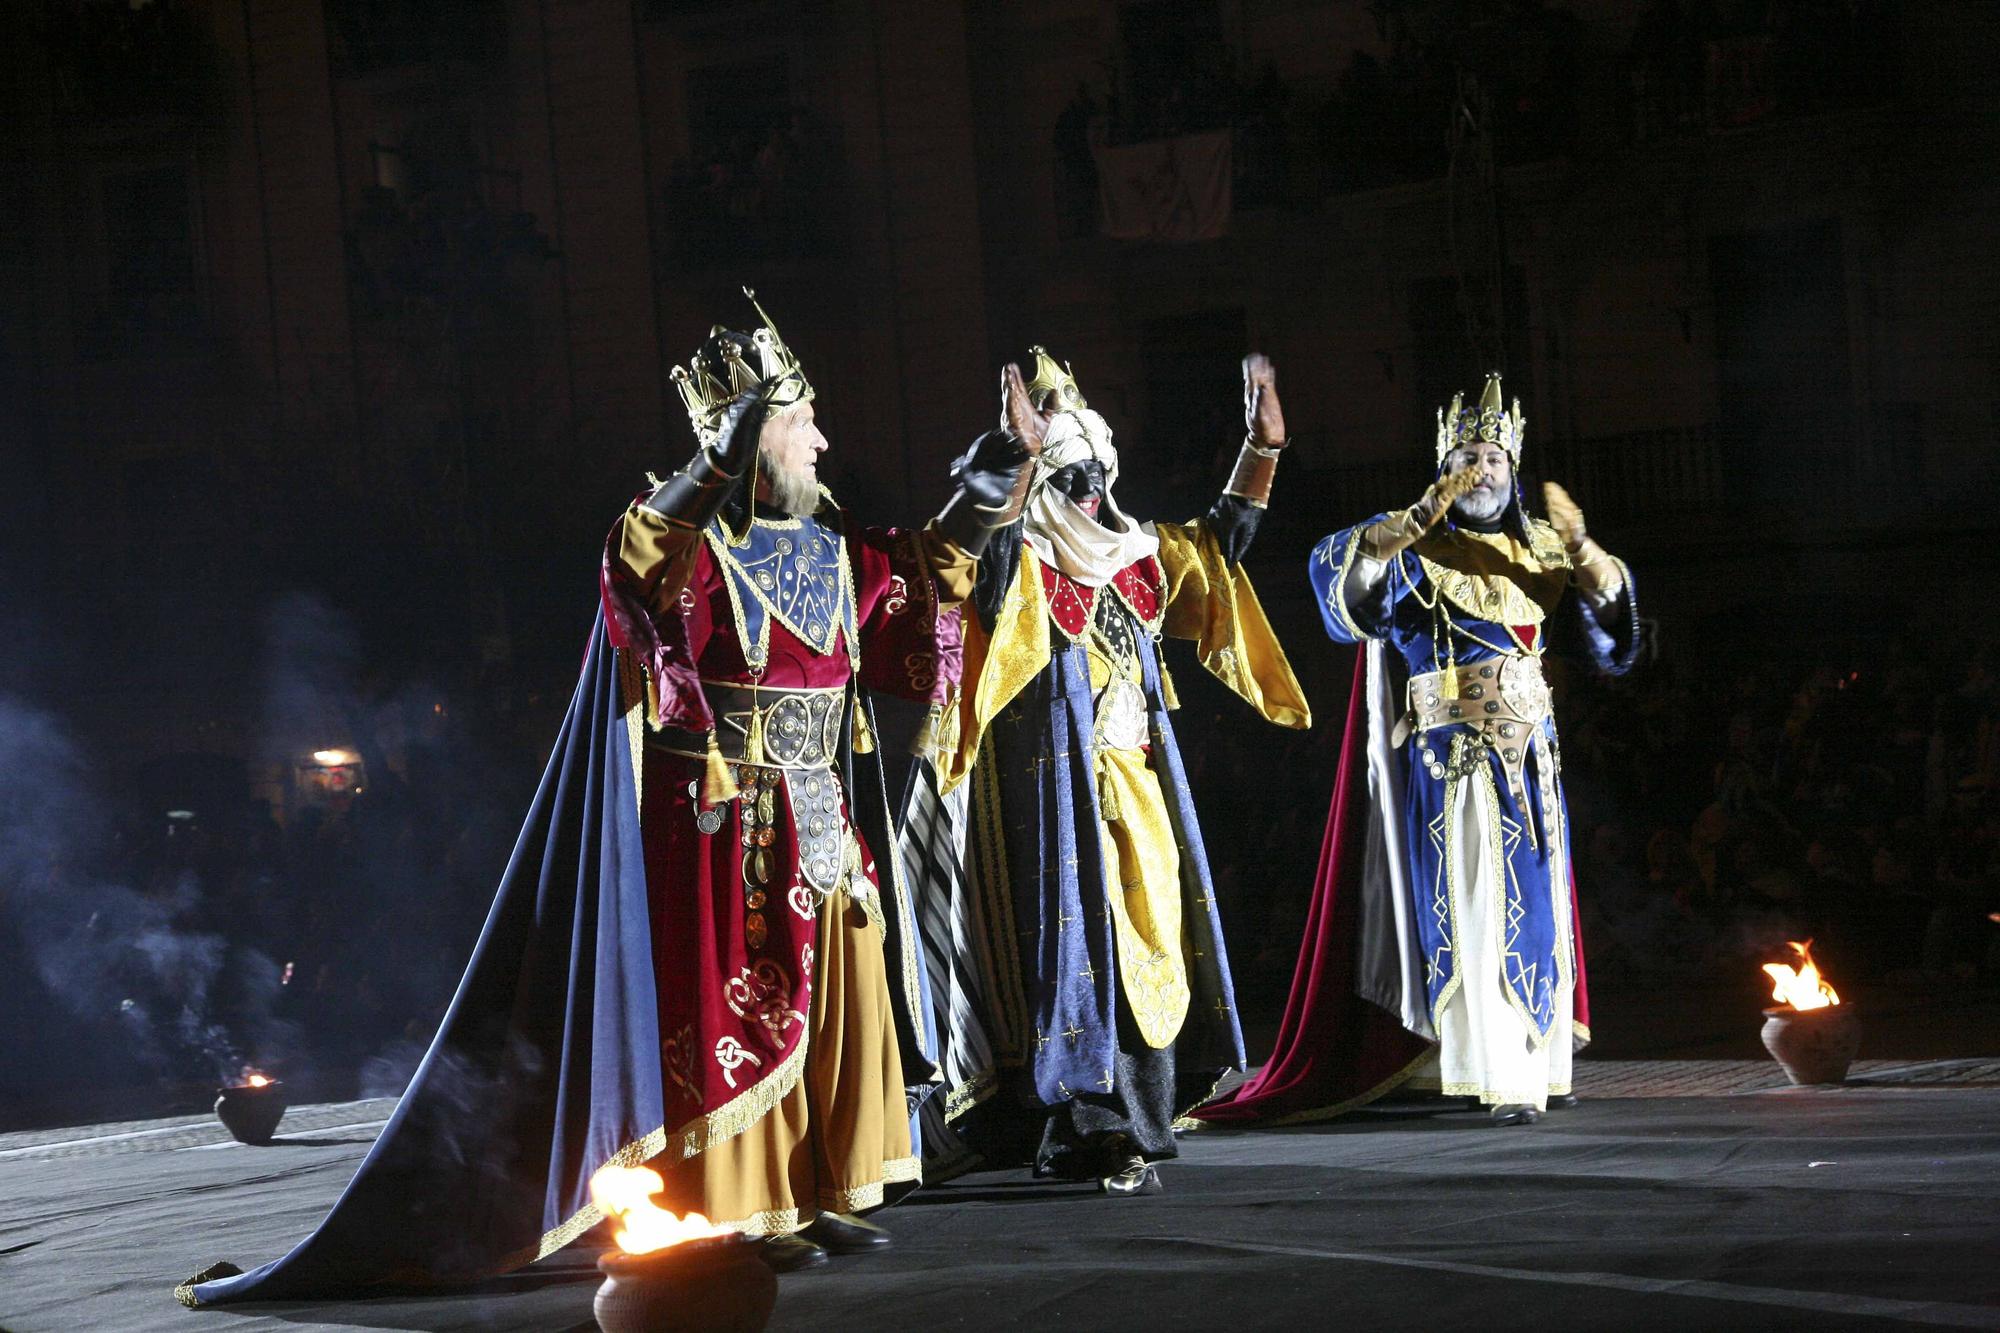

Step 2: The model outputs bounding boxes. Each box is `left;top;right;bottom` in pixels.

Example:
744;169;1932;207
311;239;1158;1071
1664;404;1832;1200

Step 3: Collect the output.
1543;481;1624;598
1357;466;1480;560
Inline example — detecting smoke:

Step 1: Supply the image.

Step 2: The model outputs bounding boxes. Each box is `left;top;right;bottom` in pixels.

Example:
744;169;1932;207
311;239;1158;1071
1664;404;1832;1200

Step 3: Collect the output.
0;696;290;1093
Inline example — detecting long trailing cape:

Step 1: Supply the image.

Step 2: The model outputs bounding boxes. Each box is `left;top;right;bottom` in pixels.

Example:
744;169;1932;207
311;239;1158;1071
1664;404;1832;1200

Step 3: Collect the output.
178;604;935;1307
178;613;661;1305
1195;648;1591;1126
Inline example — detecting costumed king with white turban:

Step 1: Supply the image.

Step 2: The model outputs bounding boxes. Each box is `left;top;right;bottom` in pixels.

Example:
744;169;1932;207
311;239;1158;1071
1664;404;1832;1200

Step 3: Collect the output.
896;351;1310;1194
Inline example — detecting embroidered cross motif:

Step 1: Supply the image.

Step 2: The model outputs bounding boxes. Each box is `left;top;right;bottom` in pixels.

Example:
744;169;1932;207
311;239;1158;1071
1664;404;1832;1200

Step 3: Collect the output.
1097;1068;1114;1091
1062;1023;1084;1046
1078;960;1096;983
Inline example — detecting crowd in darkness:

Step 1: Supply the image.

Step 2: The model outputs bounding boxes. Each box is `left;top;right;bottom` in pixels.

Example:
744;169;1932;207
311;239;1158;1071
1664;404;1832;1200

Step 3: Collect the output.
1558;634;2000;988
1191;621;2000;1012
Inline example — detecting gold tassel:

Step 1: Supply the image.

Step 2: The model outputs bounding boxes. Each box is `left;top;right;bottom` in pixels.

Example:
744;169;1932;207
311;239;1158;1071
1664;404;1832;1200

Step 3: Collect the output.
851;702;876;755
908;704;941;758
1096;766;1123;823
743;698;766;768
702;730;739;804
1440;609;1460;699
1158;660;1182;712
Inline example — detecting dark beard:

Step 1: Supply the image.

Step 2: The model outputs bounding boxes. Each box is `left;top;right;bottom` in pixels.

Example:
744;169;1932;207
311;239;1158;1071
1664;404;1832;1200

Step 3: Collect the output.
759;454;819;517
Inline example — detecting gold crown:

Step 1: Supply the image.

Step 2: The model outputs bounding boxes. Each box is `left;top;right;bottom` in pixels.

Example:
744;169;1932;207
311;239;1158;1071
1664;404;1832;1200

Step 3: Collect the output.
670;287;815;446
1024;345;1087;412
1435;372;1525;465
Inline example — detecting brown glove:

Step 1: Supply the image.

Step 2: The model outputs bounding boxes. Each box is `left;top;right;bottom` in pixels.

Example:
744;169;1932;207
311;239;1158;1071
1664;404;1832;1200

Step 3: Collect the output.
1357;466;1480;560
989;362;1046;524
1543;481;1624;598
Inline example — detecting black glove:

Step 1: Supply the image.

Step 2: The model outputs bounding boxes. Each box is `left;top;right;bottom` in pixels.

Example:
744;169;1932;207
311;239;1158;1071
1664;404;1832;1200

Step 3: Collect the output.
642;382;771;526
1207;493;1263;567
935;428;1032;557
714;379;774;477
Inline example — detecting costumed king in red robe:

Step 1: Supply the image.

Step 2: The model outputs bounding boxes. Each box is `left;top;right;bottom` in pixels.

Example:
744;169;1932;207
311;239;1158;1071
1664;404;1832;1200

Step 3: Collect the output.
1197;372;1639;1132
175;291;1029;1306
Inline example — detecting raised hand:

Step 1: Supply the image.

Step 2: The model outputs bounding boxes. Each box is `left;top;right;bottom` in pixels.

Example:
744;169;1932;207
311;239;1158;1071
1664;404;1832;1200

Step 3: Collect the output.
1243;353;1285;447
1417;465;1482;528
1357;466;1480;560
1001;362;1047;454
1542;481;1588;552
714;379;774;477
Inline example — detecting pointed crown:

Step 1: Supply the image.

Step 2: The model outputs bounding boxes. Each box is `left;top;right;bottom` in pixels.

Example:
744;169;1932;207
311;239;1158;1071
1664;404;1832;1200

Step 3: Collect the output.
1024;345;1087;412
1436;372;1524;466
670;287;816;446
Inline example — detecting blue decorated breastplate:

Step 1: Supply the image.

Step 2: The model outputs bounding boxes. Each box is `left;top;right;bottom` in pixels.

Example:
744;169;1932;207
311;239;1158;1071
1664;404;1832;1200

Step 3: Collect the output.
705;516;858;671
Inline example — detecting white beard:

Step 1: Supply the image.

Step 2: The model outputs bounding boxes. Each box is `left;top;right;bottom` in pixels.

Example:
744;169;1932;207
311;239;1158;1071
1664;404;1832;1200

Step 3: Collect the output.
760;455;819;517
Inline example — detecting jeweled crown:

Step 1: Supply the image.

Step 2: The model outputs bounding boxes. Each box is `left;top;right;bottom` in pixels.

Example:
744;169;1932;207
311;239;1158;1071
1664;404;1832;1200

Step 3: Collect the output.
1435;372;1525;466
670;287;816;446
1025;345;1087;412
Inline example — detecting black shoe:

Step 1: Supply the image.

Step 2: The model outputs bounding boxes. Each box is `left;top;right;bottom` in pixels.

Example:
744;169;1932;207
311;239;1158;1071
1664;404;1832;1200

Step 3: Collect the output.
1489;1103;1541;1126
1100;1155;1164;1196
759;1234;830;1272
801;1211;892;1254
1546;1093;1579;1110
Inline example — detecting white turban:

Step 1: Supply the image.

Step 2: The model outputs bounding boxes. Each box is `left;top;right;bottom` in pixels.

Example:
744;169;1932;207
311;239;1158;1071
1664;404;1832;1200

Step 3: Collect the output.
1022;409;1158;587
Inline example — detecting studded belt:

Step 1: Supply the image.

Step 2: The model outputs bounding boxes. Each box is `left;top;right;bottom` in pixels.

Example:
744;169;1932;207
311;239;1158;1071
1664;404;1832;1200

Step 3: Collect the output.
649;682;847;769
1406;655;1551;743
1401;655;1554;842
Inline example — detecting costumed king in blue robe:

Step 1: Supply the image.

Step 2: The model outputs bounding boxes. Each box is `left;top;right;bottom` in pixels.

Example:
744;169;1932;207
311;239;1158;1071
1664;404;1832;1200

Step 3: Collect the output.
1203;372;1639;1131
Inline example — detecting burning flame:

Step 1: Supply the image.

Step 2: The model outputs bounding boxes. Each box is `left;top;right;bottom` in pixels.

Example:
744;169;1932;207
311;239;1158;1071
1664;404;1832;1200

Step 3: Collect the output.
1763;940;1840;1011
589;1165;730;1254
244;1073;271;1088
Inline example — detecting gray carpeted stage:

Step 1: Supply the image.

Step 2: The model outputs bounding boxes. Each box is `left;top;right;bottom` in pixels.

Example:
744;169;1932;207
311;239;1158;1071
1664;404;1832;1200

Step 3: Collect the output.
4;1061;1999;1332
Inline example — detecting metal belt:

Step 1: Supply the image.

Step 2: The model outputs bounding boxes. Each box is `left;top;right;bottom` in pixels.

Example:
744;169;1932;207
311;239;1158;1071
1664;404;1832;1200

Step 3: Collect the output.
1402;654;1555;845
649;681;847;770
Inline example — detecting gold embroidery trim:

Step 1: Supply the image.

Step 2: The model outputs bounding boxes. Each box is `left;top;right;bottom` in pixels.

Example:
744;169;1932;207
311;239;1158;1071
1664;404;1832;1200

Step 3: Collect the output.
737;1206;802;1237
521;1024;811;1266
1323;524;1369;640
172;1262;244;1309
1102;568;1166;637
703;517;856;670
941;1068;999;1122
1253;1048;1437;1129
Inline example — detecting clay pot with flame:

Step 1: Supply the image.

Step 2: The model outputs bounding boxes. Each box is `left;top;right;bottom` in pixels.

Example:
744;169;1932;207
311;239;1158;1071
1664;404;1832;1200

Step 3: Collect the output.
214;1074;287;1144
589;1166;775;1333
1759;941;1861;1085
594;1237;775;1333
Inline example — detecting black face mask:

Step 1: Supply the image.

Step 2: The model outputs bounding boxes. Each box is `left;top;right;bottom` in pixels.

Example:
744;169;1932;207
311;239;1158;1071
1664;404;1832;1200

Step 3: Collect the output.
1049;460;1107;507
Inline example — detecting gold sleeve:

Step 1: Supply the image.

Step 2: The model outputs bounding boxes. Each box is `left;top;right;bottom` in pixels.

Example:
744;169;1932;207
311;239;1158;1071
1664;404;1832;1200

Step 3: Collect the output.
917;522;981;608
1154;521;1312;730
613;502;704;617
935;551;1051;792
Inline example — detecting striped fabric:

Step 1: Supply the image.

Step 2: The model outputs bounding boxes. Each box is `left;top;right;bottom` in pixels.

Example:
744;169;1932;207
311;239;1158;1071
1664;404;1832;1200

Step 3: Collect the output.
897;754;996;1177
